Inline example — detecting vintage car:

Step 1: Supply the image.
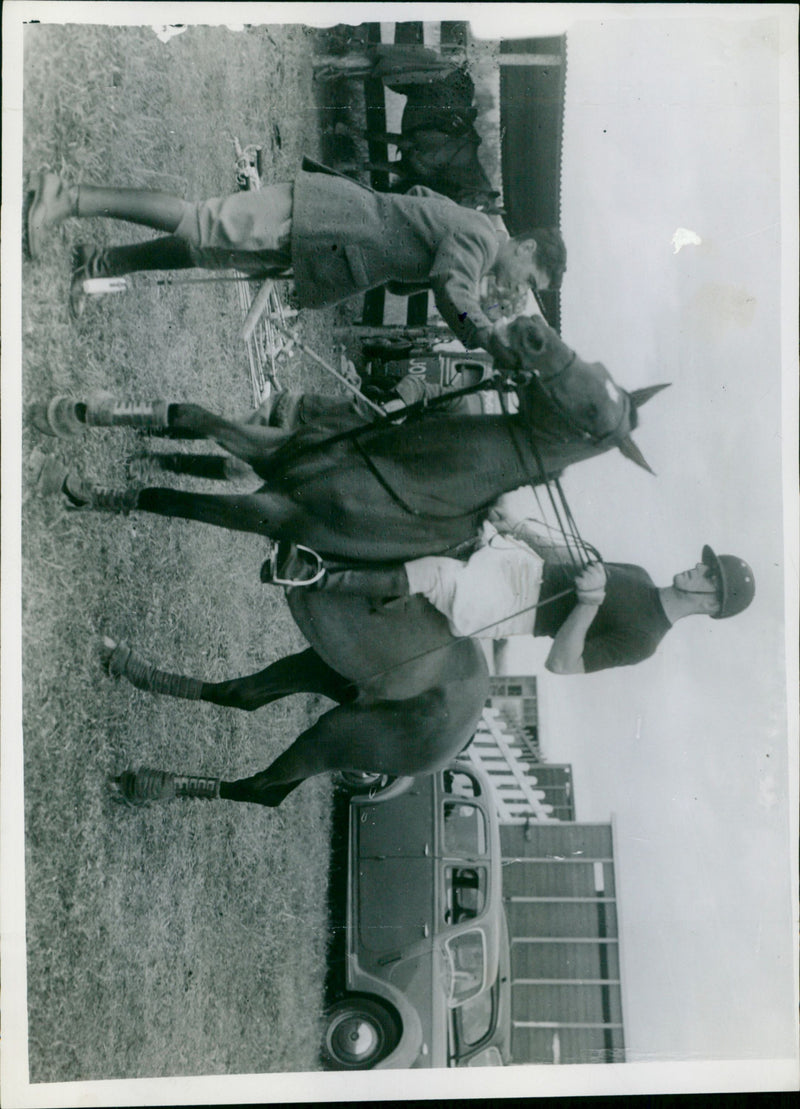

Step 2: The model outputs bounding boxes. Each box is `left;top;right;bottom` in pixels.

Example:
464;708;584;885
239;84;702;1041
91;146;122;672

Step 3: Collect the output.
322;760;511;1069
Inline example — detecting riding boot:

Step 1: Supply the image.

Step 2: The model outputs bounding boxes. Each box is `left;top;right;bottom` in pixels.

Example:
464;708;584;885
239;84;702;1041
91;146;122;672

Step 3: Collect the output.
74;184;189;231
314;565;411;599
260;542;410;597
112;767;220;804
25;173;190;260
103;638;204;700
70;238;195;318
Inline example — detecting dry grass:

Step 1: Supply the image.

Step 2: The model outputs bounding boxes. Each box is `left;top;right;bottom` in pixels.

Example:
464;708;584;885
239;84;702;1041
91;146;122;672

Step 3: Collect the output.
21;23;351;1081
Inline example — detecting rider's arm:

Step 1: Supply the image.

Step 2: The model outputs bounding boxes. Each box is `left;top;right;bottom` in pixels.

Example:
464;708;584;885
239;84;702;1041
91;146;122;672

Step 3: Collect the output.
544;563;607;675
428;230;499;351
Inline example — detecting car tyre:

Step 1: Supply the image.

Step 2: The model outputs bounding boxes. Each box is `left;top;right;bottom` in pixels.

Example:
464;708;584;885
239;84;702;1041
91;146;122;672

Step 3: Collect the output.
335;770;413;800
322;996;401;1070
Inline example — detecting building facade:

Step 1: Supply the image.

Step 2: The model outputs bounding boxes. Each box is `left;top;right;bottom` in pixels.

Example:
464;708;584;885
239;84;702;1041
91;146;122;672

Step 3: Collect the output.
501;821;626;1064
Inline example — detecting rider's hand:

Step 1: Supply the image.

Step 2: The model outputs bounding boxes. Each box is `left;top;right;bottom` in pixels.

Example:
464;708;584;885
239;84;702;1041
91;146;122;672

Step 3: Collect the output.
575;561;607;606
484;324;519;373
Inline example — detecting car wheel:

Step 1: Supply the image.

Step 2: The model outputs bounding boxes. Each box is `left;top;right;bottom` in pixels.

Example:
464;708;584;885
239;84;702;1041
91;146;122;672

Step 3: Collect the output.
322;996;400;1070
335;771;413;800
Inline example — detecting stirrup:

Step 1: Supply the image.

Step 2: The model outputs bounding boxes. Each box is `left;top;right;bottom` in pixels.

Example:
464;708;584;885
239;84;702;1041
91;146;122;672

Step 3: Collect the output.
261;541;326;587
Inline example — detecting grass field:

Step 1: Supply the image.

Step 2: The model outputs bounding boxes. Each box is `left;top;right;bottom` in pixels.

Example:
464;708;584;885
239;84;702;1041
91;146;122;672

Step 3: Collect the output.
20;23;355;1081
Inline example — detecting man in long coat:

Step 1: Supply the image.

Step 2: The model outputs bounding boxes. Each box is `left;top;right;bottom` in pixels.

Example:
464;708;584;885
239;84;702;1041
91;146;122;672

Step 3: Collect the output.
25;161;566;361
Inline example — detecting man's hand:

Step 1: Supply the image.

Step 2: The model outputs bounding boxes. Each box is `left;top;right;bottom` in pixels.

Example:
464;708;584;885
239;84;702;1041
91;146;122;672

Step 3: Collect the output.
484;324;520;373
575;561;607;607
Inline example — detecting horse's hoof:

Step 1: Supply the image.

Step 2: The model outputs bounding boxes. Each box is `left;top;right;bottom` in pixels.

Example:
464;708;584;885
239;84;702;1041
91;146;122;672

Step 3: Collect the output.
28;396;86;438
101;637;131;678
29;450;68;495
110;767;177;804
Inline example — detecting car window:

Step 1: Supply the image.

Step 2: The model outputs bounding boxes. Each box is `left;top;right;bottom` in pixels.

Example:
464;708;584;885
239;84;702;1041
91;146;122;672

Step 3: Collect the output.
445;929;486;1005
453;981;494;1047
444;866;486;926
443;801;487;857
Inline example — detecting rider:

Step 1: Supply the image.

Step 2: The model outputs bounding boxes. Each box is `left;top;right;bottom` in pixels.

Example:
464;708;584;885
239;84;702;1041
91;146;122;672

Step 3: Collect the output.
24;161;566;361
262;530;755;675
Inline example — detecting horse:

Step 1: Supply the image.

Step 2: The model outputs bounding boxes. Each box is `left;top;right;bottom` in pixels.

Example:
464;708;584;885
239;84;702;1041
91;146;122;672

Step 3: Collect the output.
32;315;666;567
328;60;502;211
338;124;501;212
32;314;667;807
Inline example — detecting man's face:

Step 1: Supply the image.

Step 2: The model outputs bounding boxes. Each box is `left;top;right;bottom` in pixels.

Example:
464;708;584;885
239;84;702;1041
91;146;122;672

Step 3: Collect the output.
674;562;721;600
493;240;550;294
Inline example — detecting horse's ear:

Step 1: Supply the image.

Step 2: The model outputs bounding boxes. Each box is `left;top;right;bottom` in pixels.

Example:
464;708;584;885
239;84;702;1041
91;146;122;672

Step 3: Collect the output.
618;435;656;475
630;383;671;409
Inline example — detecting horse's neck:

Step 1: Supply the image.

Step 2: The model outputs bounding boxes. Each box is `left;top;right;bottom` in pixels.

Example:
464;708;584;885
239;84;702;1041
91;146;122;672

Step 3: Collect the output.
466;415;560;489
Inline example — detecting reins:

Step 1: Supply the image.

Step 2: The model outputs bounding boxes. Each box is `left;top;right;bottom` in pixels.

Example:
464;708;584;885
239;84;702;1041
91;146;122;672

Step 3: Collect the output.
342;584;580;691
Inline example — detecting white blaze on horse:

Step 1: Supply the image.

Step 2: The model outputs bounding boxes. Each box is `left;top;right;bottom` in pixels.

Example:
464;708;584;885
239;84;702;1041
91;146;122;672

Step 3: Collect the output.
30;314;668;807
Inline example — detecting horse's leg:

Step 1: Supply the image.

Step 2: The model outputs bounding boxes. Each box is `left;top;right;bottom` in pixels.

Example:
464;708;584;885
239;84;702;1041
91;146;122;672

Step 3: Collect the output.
38;459;283;535
31;395;293;467
219;692;459;807
163;403;295;470
129;452;254;483
134;486;281;535
113;687;478;808
104;639;355;709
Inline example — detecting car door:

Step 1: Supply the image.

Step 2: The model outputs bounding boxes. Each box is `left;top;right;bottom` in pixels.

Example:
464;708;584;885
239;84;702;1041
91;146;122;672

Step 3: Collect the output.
354;778;436;957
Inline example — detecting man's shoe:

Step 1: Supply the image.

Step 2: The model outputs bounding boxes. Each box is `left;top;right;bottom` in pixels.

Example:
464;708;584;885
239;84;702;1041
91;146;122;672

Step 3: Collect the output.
24;171;77;260
69;244;93;319
260;540;326;586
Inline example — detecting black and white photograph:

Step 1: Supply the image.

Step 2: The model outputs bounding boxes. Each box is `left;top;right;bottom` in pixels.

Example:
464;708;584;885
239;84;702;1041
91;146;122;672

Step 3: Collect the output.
2;2;798;1104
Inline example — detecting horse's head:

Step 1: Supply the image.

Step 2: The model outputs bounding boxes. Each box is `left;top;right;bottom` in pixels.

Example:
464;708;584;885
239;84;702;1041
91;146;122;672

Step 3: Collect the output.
496;315;669;474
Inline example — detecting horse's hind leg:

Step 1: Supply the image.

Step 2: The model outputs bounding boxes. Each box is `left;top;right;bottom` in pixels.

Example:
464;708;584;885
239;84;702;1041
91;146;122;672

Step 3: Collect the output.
105;639;354;710
220;693;457;807
114;690;466;809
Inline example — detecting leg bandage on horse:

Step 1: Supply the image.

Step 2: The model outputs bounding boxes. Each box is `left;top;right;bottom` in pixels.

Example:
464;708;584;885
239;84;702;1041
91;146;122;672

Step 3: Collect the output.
104;639;204;700
113;768;221;804
30;393;172;438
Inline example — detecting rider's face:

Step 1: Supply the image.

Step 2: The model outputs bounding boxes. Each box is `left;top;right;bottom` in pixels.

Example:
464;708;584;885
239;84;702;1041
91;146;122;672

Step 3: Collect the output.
673;562;721;598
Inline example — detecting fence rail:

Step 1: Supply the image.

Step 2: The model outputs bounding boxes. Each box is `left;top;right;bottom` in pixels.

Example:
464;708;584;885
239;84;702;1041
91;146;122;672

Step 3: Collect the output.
468;706;556;824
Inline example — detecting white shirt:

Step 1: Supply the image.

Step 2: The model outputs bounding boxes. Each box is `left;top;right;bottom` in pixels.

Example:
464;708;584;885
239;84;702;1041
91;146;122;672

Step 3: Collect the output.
405;521;544;639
